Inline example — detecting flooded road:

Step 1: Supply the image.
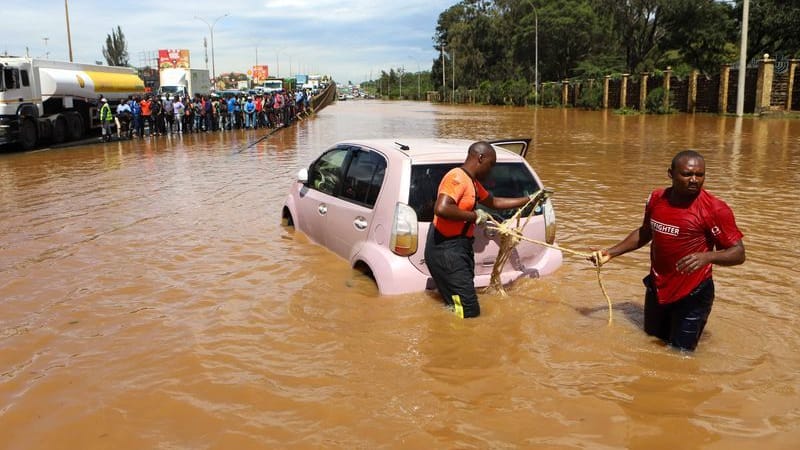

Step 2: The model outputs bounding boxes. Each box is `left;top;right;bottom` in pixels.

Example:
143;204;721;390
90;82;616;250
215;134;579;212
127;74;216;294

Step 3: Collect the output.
1;101;798;449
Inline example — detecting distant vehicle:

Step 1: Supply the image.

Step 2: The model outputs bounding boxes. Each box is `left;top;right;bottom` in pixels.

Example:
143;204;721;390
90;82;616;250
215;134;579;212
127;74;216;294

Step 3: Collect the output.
158;68;211;98
215;89;241;98
0;56;145;149
282;138;561;295
262;78;284;93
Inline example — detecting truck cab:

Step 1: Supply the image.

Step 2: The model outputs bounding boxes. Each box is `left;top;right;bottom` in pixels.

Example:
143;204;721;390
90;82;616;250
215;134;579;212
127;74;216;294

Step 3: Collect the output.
263;79;283;94
0;59;41;147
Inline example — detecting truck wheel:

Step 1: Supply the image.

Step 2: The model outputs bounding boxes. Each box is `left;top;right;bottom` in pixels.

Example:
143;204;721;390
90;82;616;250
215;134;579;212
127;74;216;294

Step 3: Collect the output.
66;113;84;141
53;116;67;144
19;119;38;150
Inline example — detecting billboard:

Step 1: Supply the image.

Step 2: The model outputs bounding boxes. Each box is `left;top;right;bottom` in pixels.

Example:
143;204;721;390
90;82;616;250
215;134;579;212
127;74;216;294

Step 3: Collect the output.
158;49;191;69
251;65;269;83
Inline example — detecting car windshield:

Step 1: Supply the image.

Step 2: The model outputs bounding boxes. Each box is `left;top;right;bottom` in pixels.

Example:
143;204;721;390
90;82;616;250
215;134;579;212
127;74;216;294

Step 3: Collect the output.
409;162;541;222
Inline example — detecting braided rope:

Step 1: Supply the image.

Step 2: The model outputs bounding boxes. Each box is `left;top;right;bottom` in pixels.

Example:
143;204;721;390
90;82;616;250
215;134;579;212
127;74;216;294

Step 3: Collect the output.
483;196;613;324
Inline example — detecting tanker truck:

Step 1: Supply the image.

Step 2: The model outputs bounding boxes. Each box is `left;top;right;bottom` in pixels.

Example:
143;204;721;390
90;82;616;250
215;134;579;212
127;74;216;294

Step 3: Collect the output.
0;56;145;150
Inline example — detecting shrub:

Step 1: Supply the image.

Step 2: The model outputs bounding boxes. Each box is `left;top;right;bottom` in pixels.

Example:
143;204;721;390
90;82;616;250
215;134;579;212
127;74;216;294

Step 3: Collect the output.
504;79;531;106
539;83;562;107
645;87;675;114
576;82;603;110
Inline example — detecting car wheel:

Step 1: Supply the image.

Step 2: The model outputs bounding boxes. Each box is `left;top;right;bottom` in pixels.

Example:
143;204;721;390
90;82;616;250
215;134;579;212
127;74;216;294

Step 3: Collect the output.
349;262;379;293
19;118;38;150
281;208;294;227
52;116;67;144
65;112;84;141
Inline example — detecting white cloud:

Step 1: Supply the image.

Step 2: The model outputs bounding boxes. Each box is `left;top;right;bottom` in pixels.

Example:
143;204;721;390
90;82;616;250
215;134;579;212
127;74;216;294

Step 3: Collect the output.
2;0;457;83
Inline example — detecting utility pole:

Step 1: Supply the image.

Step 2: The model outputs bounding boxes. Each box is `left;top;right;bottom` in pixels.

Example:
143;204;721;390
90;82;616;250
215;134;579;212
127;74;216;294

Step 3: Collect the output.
399;65;403;98
417;62;420;100
203;37;209;70
441;45;446;102
42;37;49;59
736;0;750;117
194;13;228;84
452;49;455;104
64;0;73;62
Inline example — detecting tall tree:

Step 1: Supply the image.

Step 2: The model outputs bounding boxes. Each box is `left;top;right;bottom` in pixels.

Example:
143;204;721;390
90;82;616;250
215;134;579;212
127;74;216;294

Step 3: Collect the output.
737;0;800;59
660;0;736;76
102;26;129;66
595;0;667;73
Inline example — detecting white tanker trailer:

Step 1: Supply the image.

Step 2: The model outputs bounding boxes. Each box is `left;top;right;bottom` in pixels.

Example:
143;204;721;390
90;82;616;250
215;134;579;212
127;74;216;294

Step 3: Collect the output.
0;56;145;149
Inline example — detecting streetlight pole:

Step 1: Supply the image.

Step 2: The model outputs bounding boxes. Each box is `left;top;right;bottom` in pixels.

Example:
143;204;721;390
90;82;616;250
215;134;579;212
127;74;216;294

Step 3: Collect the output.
399;65;403;98
407;56;420;100
64;0;73;62
441;45;446;102
194;13;228;86
526;0;539;105
736;0;750;117
452;49;455;104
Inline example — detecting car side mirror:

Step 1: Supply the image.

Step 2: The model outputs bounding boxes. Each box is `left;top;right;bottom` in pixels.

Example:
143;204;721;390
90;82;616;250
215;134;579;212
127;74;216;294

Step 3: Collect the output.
297;168;309;183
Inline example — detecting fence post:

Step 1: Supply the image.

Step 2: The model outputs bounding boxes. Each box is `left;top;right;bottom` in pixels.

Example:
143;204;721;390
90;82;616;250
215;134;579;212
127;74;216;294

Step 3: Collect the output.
786;59;798;111
639;72;649;111
719;64;731;114
603;75;611;109
688;69;699;113
755;53;775;114
663;66;673;111
620;73;629;109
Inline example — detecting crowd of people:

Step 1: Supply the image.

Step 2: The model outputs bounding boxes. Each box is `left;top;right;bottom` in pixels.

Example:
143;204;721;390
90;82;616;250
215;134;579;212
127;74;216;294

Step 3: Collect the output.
102;89;314;141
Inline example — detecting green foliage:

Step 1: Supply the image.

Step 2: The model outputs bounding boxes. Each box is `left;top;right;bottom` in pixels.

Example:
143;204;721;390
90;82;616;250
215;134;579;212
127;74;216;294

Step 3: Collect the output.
422;0;797;106
503;79;531;106
102;26;129;66
576;82;603;110
477;79;531;106
614;107;639;115
741;0;800;58
645;87;675;114
539;83;562;107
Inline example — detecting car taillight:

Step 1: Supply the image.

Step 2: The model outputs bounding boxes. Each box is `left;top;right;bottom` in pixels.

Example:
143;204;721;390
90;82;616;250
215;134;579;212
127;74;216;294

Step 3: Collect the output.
543;199;557;244
390;202;418;256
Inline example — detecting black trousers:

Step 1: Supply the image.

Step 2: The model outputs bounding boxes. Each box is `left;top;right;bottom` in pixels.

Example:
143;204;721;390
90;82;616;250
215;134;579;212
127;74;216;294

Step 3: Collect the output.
644;276;714;351
424;227;480;318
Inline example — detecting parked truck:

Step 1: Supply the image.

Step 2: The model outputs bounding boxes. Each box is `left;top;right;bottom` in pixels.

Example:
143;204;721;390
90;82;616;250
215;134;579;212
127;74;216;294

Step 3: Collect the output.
0;56;145;150
157;68;211;99
262;78;284;94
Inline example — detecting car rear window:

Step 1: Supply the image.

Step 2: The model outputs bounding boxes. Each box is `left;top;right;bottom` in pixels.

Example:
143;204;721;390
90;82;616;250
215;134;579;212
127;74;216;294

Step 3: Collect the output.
409;163;541;222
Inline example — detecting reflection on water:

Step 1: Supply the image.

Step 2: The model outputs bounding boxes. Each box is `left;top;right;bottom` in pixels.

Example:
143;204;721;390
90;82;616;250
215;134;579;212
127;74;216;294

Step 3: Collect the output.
1;101;798;448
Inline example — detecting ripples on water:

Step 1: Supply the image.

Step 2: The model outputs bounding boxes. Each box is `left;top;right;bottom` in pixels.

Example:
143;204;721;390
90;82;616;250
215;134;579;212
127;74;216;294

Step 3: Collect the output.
0;102;798;448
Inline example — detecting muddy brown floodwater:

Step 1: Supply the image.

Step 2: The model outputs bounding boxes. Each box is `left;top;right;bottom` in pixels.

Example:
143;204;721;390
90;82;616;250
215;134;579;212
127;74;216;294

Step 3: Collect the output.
1;101;798;449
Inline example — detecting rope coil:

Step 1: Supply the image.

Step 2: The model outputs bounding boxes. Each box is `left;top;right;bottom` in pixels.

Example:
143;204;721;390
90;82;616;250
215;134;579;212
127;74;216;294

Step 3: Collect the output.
483;192;613;324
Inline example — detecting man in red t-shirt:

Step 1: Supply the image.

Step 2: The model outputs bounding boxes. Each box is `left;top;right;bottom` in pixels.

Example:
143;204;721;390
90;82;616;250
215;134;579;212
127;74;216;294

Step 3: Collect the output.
590;150;745;351
424;141;537;318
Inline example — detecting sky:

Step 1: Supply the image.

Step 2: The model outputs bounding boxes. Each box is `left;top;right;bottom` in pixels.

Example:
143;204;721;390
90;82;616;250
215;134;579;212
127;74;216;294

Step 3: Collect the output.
2;0;459;84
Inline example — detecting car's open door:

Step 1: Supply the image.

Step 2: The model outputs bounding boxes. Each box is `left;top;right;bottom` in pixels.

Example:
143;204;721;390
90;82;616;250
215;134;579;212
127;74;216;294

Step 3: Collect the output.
488;138;531;158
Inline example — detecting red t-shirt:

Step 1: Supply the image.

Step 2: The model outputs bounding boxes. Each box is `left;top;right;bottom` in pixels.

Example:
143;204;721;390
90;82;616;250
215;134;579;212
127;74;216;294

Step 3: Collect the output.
433;168;489;238
644;188;743;304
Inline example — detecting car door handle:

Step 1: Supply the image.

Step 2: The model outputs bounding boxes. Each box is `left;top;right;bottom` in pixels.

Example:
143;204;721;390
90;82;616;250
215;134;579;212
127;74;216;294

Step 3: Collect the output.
353;216;368;230
317;204;327;215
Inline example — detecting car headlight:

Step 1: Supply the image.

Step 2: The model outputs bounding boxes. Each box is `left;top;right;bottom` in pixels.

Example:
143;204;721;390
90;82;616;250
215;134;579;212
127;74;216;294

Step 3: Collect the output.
543;199;556;244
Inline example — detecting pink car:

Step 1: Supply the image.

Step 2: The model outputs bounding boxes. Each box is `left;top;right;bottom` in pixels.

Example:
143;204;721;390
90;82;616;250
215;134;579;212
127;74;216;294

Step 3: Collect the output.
282;139;562;294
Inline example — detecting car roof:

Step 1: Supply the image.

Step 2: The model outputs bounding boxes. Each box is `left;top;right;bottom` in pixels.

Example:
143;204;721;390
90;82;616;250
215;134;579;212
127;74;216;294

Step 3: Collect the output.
335;139;526;164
